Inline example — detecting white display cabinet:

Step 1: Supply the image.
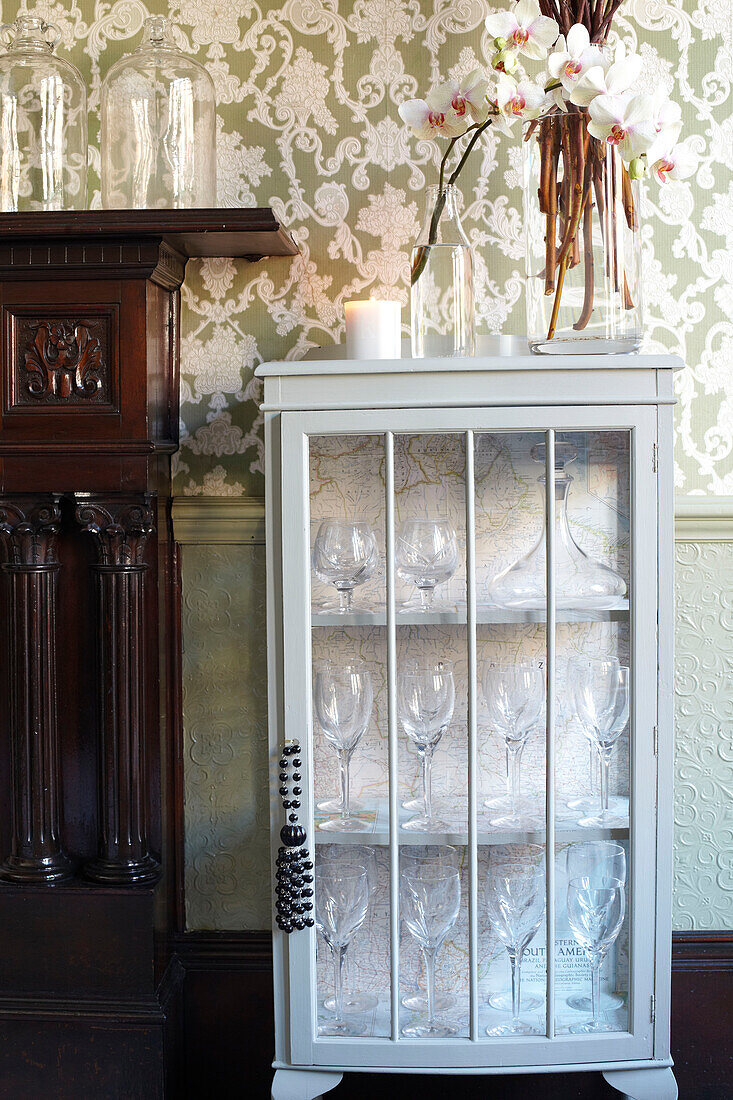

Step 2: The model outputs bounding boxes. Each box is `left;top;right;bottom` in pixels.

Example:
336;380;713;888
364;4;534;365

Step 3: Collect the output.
257;342;681;1100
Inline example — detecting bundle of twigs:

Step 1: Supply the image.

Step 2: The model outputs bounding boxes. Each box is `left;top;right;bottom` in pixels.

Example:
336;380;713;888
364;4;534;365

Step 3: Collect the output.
534;0;637;339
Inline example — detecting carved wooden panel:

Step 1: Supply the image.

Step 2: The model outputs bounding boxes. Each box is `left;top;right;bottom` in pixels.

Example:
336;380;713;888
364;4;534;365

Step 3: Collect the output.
4;307;119;413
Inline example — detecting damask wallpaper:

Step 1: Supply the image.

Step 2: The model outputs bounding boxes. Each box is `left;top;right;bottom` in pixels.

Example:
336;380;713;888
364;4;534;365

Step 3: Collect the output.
9;0;729;495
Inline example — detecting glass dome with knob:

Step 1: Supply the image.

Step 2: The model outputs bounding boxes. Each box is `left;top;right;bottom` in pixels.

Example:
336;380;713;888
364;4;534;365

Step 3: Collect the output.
101;16;216;209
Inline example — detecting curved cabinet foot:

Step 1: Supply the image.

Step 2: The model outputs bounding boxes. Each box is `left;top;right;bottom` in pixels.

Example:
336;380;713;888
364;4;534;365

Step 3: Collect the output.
271;1069;343;1100
602;1067;677;1100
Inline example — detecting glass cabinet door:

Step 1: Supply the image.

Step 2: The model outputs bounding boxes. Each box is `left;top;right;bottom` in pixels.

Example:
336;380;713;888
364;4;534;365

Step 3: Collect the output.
280;407;657;1069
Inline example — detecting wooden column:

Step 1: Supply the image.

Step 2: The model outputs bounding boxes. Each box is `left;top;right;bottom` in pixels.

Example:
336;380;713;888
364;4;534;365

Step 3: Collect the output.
75;495;160;885
0;495;72;883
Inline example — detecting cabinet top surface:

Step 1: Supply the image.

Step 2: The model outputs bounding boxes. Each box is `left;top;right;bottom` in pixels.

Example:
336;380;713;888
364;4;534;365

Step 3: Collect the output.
0;208;299;258
257;337;683;376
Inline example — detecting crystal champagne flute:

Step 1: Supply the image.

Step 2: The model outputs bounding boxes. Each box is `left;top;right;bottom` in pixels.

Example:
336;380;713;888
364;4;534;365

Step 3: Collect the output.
566;865;626;1033
400;849;461;1037
316;848;371;1036
400;846;459;1013
322;845;379;1014
397;662;455;832
565;841;626;1013
483;662;544;828
315;663;372;832
312;519;378;613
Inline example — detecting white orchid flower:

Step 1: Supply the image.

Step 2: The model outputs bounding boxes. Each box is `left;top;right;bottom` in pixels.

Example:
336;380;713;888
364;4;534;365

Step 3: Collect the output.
587;92;658;161
645;93;683;164
398;94;468;140
649;140;696;183
486;0;559;61
547;24;605;95
496;73;547;121
568;49;642;107
431;69;490;123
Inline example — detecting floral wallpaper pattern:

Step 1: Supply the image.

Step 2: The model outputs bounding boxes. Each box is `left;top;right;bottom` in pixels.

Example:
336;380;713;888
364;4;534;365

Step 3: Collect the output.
7;0;729;494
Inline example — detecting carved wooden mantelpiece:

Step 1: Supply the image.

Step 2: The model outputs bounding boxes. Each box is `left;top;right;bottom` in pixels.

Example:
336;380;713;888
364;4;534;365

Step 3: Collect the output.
0;210;298;1094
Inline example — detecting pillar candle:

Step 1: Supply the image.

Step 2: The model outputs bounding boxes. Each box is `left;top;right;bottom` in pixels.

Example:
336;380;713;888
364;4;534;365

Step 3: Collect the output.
344;299;401;360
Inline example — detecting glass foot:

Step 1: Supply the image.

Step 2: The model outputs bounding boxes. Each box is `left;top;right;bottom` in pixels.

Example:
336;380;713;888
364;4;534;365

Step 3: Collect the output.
568;1019;617;1034
488;990;542;1012
318;1018;367;1036
318;816;372;832
566;992;624;1012
489;811;538;829
323;992;378;1013
566;795;625;814
486;1019;540;1036
401;1020;458;1038
577;808;628;829
401;991;454;1013
402;796;423;812
317;796;366;813
402;814;451;833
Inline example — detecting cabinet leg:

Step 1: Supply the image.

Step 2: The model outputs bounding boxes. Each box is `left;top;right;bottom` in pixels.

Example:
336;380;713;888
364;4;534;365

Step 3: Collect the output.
602;1067;677;1100
271;1069;343;1100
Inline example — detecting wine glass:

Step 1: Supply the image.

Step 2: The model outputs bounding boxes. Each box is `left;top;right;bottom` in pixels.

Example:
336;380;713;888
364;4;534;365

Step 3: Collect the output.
400;846;459;1013
566;870;626;1034
312;519;379;613
315;663;373;832
565;657;625;818
400;849;461;1037
395;519;458;611
482;663;544;828
322;845;379;1015
568;658;629;828
565;842;626;1014
315;847;371;1036
397;662;455;832
485;845;545;1036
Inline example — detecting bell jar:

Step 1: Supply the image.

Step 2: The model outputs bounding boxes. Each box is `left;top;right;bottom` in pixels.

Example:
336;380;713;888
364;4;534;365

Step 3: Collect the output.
488;440;627;611
101;16;216;209
0;16;87;211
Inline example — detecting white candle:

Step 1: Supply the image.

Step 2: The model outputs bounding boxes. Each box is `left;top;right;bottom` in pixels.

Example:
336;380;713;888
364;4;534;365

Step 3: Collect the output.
344;299;401;360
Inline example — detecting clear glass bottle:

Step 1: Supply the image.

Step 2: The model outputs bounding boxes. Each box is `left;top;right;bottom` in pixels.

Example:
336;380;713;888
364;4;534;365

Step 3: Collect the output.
524;113;643;354
488;441;627;610
0;16;87;211
101;16;216;209
410;183;475;359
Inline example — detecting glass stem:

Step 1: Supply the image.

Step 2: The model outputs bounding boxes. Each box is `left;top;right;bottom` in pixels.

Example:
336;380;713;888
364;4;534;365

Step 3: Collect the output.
338;587;353;612
509;948;522;1025
339;749;351;820
423;946;437;1025
599;744;612;814
589;743;596;796
419;586;434;610
591;954;602;1028
333;945;346;1022
508;739;524;818
422;743;434;822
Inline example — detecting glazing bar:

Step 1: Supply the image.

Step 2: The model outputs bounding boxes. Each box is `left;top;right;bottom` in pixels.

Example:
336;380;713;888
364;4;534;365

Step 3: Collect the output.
544;428;556;1040
465;431;479;1041
385;431;400;1042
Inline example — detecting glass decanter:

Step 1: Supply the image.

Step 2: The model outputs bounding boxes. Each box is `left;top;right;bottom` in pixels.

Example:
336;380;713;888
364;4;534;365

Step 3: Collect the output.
101;16;216;209
0;16;87;211
410;184;475;359
488;441;626;610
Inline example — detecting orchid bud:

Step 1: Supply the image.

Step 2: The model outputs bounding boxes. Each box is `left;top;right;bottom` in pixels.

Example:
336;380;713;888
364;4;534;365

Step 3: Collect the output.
494;36;507;49
628;158;646;180
492;49;518;74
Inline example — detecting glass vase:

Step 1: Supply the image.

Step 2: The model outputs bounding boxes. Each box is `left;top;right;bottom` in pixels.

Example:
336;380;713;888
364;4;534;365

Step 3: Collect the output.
488;441;626;610
410;183;475;358
0;16;87;211
101;16;216;209
524;113;643;354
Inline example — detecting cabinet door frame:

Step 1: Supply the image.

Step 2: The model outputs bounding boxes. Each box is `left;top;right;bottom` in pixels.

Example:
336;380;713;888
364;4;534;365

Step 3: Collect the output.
276;402;659;1073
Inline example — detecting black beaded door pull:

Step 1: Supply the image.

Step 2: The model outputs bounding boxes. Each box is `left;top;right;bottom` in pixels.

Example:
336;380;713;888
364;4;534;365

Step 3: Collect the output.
275;739;314;934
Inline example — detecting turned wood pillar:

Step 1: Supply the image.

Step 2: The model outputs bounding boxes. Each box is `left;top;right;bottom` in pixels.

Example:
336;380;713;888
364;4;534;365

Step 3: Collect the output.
75;495;160;885
0;495;72;883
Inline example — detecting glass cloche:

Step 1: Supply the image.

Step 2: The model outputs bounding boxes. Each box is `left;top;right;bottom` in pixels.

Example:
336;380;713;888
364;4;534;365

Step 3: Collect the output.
0;16;87;211
100;16;216;209
488;441;627;610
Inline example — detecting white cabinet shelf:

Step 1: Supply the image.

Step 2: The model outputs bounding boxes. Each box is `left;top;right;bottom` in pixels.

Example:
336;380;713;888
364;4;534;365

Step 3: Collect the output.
260;351;679;1099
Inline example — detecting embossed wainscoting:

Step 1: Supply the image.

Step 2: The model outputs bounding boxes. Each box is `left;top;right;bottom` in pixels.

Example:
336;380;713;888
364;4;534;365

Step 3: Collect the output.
173;495;733;1100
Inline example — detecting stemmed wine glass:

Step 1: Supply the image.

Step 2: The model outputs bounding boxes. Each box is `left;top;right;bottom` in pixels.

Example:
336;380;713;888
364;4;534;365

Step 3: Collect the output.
566;657;625;818
395;520;458;611
400;848;461;1037
397;662;455;832
482;663;544;828
316;847;371;1036
568;658;629;828
322;845;379;1015
565;842;626;1014
312;519;379;613
485;845;546;1036
401;846;459;1014
566;846;626;1033
315;663;373;832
